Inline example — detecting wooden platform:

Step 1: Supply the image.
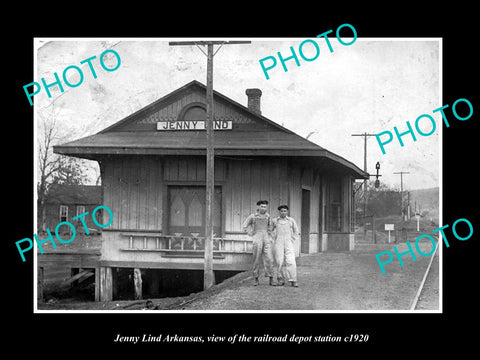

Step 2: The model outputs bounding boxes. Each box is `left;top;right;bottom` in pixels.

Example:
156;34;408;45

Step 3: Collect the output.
36;244;252;303
37;249;101;268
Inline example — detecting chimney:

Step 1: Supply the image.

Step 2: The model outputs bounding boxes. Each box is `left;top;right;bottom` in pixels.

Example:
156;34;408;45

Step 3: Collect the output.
245;88;262;115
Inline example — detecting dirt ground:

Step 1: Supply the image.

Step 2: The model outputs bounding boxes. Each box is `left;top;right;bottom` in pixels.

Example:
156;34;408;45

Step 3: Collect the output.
178;242;439;311
38;241;440;311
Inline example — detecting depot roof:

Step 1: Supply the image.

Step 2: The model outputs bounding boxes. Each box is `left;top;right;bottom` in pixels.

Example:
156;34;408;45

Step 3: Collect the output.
54;80;368;179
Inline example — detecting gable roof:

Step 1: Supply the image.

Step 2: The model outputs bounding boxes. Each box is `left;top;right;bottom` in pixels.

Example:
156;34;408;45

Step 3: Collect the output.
99;80;291;134
54;80;368;179
46;184;101;205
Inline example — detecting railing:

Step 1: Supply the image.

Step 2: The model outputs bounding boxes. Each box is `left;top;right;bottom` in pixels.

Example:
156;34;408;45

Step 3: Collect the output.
119;232;252;254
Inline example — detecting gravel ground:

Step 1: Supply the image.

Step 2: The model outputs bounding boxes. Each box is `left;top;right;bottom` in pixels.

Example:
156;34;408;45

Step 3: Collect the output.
179;242;439;311
37;242;440;311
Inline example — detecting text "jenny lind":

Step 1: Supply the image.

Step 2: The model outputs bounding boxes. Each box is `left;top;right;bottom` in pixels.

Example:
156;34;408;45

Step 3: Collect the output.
156;120;233;131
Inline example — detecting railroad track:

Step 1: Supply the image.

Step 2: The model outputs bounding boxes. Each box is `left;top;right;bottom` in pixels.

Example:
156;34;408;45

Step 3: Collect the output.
409;236;440;310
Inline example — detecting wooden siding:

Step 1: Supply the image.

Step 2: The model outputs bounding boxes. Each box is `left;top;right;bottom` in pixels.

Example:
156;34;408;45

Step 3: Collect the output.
103;155;313;234
101;154;354;264
224;158;289;233
163;156;226;182
103;156;163;231
103;155;227;232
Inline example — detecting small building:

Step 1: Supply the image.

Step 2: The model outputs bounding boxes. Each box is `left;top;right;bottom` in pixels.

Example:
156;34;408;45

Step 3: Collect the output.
36;185;103;303
54;80;368;301
38;184;102;234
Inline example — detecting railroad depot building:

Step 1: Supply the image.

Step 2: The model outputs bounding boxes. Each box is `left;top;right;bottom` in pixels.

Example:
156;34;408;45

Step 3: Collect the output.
53;80;368;301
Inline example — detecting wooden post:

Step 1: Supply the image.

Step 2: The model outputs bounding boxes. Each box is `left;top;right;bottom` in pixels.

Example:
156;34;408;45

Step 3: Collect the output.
134;268;142;300
112;267;118;300
106;267;113;301
94;267;100;301
99;267;113;302
204;43;215;290
100;267;105;301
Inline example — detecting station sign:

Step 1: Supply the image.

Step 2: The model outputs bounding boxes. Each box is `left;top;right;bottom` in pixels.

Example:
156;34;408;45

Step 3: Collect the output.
157;120;233;131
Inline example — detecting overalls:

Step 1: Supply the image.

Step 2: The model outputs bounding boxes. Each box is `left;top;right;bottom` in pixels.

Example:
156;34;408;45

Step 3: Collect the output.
243;213;274;280
272;217;298;284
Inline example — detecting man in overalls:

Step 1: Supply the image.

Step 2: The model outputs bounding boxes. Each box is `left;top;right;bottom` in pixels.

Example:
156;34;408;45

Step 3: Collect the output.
242;200;275;286
272;205;299;287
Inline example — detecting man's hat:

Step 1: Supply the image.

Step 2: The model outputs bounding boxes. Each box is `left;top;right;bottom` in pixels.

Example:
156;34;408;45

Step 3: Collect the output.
277;204;289;211
256;200;269;206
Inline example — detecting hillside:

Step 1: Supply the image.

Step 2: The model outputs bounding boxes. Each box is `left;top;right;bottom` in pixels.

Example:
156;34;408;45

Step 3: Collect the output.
356;186;440;244
409;187;439;222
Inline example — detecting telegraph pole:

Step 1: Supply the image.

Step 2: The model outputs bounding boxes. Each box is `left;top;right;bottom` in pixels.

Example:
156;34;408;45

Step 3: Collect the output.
169;40;251;290
351;132;377;173
351;132;376;215
394;171;410;219
351;132;376;243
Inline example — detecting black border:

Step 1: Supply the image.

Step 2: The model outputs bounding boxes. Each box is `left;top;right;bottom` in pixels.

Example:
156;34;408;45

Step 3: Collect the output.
7;6;478;354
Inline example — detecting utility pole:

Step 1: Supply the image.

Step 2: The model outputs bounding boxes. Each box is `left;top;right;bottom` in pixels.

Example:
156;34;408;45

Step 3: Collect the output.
169;40;250;290
351;132;376;223
351;132;376;243
351;132;377;173
407;191;410;219
393;171;410;220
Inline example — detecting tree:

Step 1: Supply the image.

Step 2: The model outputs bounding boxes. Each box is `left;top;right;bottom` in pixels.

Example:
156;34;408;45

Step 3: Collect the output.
366;181;401;217
37;108;89;231
354;180;401;220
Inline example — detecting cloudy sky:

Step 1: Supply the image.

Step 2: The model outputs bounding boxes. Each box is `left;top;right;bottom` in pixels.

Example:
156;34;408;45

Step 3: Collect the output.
35;38;440;190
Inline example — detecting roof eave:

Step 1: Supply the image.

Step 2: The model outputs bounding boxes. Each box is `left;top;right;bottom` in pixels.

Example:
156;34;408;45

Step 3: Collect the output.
54;145;368;179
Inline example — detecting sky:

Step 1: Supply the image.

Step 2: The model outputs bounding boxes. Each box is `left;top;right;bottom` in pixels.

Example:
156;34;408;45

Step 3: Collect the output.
35;37;441;191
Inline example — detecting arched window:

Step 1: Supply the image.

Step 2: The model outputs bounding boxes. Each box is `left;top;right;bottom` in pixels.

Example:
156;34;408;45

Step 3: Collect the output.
178;102;207;121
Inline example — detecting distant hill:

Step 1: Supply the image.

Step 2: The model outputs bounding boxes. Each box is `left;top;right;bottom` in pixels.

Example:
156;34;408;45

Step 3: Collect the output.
408;187;439;222
355;187;440;244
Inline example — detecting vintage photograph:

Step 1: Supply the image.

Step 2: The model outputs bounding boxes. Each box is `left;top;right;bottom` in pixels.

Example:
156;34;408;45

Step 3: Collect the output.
33;37;441;312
